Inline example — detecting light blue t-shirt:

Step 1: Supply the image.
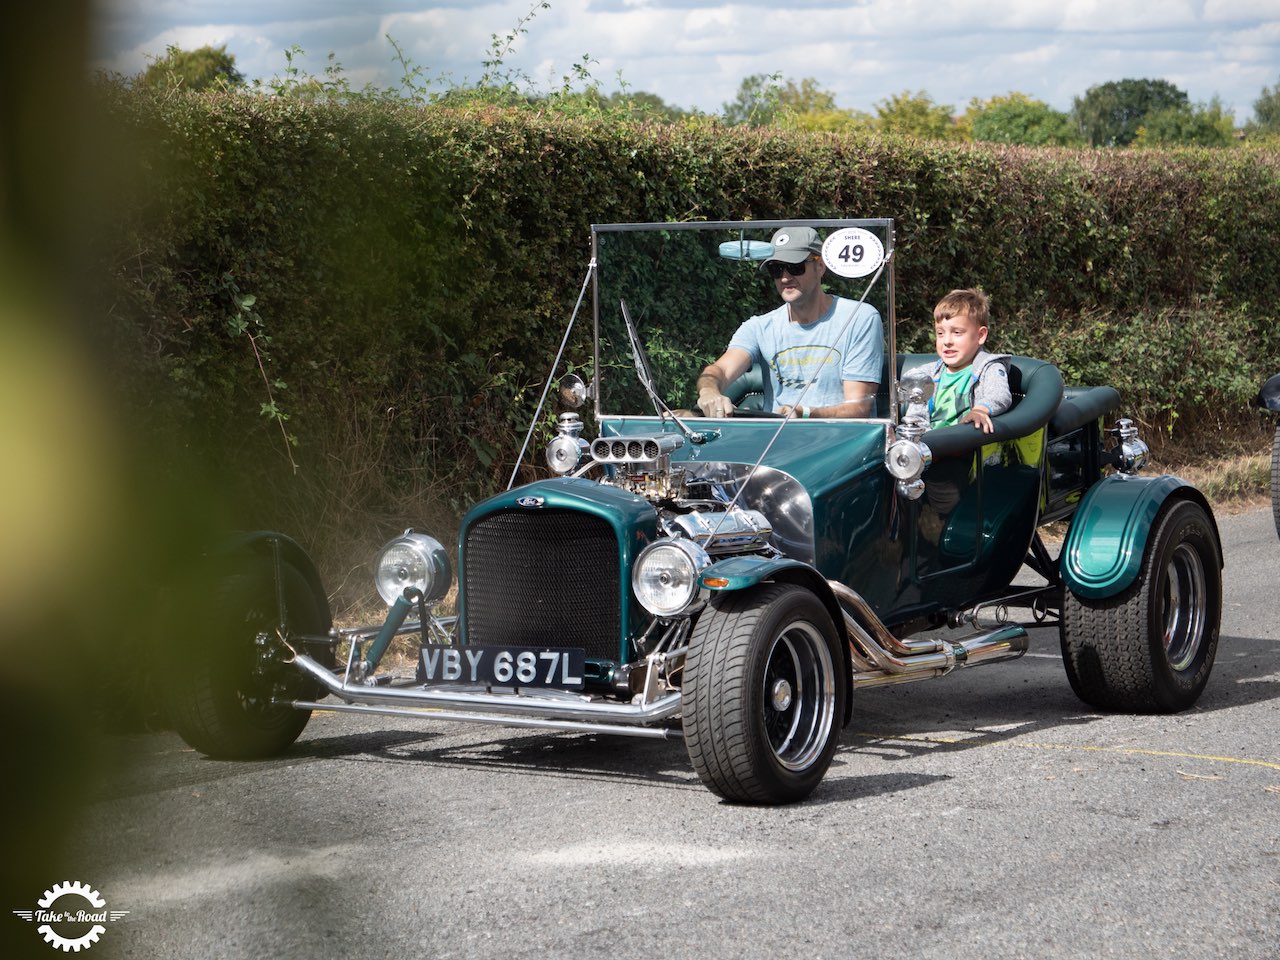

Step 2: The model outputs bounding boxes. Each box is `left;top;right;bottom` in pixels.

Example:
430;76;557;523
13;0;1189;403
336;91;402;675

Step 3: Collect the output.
728;296;884;415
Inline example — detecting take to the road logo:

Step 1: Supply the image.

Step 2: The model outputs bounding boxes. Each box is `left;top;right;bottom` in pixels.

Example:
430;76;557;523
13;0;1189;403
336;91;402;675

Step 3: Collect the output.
12;881;128;952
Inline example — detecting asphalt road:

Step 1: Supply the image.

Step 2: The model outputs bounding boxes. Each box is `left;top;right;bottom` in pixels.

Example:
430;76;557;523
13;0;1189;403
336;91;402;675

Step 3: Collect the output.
21;507;1280;960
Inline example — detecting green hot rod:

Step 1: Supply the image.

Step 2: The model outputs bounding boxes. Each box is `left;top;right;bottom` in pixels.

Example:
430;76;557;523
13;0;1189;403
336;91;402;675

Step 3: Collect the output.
167;219;1224;804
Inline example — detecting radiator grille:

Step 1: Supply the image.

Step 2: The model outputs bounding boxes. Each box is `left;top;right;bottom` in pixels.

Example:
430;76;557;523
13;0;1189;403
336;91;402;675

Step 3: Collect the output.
463;509;621;660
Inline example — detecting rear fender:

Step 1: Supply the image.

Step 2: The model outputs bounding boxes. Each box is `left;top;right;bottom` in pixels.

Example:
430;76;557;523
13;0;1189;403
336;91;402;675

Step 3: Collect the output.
1060;475;1219;600
217;531;332;632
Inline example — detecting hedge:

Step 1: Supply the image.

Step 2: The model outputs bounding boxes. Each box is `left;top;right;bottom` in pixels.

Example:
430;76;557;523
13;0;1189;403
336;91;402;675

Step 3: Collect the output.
95;82;1280;567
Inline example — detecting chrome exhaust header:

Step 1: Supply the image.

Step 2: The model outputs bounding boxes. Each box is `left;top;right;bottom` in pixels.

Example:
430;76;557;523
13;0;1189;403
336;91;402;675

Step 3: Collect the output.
828;580;1028;688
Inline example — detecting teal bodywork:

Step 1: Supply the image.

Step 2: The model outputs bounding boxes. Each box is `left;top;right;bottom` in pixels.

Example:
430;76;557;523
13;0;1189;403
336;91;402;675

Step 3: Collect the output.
699;554;823;592
1059;474;1211;599
601;416;890;591
599;416;1044;627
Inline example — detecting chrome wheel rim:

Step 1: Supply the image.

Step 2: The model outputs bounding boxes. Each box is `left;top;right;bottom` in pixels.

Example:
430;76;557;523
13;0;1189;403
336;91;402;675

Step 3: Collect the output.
762;622;836;772
1162;542;1207;672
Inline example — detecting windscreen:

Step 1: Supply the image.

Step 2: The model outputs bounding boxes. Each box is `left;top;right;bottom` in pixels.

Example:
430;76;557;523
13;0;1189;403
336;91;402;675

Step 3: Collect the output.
592;221;893;417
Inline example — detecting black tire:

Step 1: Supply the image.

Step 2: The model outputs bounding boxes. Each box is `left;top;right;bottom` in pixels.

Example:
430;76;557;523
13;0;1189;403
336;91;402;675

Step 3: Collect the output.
684;583;846;804
165;557;327;759
1270;425;1279;540
1060;499;1221;713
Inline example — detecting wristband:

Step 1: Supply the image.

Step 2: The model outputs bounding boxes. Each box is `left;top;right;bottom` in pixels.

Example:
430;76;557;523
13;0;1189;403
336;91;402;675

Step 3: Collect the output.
801;405;811;419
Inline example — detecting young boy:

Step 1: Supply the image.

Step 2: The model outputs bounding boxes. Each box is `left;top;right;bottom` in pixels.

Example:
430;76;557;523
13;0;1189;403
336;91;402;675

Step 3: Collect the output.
903;288;1011;432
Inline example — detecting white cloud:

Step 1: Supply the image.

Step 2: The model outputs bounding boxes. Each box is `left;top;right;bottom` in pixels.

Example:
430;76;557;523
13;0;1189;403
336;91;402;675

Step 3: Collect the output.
91;0;1280;121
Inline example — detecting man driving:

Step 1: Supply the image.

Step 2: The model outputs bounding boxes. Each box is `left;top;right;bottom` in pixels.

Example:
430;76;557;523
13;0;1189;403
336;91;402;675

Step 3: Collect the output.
696;226;883;419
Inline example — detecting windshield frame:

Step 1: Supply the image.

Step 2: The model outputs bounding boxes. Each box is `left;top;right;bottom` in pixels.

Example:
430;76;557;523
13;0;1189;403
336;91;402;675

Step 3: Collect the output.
588;218;898;424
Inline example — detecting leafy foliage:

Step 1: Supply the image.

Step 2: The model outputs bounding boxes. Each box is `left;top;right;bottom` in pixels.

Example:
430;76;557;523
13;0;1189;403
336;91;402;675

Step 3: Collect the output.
874;90;959;140
969;93;1082;146
722;73;785;127
1246;75;1280;138
1072;78;1188;147
139;44;246;91
1137;99;1235;147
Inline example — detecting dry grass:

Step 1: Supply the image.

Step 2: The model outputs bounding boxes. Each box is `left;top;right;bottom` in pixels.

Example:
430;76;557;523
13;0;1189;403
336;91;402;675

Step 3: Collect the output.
1150;423;1275;515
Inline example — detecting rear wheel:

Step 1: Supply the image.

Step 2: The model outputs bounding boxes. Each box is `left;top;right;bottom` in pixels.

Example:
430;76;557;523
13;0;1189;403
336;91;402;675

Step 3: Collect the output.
684;583;845;804
165;556;328;758
1060;499;1221;712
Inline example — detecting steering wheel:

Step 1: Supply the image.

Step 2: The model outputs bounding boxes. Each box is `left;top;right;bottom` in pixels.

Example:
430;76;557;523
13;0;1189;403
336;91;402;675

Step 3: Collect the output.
731;408;784;419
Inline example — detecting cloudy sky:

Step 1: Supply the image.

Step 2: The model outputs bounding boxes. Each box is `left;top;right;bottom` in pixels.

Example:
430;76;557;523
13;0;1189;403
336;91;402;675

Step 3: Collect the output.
95;1;1280;122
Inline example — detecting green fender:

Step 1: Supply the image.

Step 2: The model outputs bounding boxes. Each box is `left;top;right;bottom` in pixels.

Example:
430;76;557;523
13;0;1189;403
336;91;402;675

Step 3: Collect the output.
699;555;845;643
700;554;825;592
698;553;853;724
1060;475;1216;600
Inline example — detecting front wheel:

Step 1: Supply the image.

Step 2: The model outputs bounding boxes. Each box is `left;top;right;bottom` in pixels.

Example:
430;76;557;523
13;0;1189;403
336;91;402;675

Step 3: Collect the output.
1060;499;1222;712
684;583;846;804
165;555;328;759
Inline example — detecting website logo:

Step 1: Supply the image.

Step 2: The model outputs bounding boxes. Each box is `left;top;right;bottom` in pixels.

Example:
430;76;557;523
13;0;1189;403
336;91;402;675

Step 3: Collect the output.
12;881;127;952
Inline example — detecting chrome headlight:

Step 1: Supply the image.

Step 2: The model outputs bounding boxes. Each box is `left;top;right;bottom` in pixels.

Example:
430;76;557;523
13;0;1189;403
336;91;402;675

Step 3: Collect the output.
885;438;932;482
546;412;588;475
632;538;711;618
373;531;451;606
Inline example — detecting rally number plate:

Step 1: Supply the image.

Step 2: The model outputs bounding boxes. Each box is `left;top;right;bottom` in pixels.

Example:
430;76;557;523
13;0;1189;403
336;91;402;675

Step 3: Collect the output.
419;643;586;690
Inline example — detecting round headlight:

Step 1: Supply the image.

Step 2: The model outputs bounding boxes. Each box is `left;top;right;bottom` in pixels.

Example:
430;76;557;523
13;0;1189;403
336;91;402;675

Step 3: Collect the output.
546;434;587;475
885;439;932;482
373;531;451;606
632;539;711;618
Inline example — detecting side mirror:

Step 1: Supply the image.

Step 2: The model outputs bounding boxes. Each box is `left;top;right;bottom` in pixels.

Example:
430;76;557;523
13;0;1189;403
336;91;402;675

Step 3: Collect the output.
897;371;935;407
558;374;589;410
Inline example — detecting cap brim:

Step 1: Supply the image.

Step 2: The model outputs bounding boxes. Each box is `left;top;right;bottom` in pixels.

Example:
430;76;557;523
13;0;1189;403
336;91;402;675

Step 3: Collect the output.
758;253;813;271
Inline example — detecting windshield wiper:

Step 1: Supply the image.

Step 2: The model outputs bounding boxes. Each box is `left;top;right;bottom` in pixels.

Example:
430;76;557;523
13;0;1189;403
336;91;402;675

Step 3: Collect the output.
619;299;712;444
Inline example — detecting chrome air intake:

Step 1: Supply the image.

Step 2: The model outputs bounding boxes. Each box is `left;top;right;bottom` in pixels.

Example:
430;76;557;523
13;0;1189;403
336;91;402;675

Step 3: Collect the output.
591;434;683;465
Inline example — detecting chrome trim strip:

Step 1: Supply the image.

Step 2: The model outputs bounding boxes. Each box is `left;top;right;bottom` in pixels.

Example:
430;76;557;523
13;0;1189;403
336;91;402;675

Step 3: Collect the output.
290;700;684;740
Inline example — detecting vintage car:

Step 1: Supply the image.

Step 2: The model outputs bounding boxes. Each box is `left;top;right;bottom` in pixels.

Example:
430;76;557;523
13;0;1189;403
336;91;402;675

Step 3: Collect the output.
1259;372;1280;538
167;218;1224;805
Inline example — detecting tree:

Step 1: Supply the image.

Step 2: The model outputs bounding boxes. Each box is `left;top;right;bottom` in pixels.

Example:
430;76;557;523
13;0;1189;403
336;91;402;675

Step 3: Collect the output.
1245;75;1280;137
875;90;957;140
139;44;246;91
778;78;838;116
1071;78;1187;146
1136;98;1235;147
777;78;871;132
604;90;687;122
721;73;783;127
969;93;1082;146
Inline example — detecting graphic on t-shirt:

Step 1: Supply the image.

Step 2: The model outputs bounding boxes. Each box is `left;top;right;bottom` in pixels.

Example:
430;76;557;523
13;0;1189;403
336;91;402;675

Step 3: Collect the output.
773;345;842;392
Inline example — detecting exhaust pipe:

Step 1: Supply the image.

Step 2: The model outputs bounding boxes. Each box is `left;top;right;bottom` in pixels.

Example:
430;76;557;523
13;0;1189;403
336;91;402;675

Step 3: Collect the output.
828;580;1028;688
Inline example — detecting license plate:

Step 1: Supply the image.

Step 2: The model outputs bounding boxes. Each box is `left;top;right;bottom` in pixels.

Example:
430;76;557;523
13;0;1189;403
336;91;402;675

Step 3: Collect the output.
419;643;586;690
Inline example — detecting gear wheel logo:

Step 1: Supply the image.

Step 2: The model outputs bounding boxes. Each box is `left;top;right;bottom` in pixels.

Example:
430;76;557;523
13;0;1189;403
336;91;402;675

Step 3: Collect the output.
12;880;128;952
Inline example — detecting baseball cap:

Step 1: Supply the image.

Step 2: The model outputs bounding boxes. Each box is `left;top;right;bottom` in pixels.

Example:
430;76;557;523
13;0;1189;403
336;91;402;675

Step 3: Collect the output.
763;226;822;265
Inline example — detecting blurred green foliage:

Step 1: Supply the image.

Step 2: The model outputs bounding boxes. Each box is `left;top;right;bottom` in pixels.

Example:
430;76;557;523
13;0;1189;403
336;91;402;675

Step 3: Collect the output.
139;43;246;91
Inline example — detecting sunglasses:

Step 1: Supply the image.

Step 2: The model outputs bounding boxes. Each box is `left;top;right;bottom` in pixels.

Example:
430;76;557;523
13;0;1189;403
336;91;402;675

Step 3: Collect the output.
764;257;815;279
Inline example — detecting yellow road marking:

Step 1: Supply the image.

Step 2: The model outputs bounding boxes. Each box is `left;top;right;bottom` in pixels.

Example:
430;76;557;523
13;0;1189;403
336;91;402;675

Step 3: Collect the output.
853;731;1280;773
